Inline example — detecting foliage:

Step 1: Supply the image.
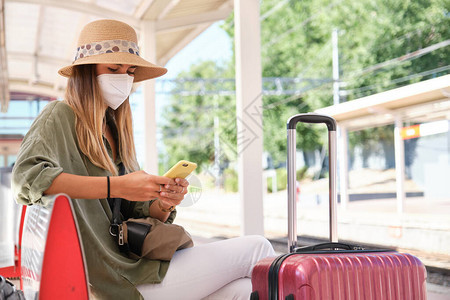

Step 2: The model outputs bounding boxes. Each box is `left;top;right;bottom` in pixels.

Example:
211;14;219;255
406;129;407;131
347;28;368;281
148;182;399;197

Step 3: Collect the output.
223;168;238;192
162;0;450;174
227;0;449;168
297;165;310;181
267;168;287;193
348;124;395;168
161;61;236;172
267;166;309;193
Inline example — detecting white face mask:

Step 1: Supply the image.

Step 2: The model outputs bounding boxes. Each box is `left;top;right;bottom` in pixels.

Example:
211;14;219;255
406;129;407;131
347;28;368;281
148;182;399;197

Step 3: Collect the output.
97;73;134;110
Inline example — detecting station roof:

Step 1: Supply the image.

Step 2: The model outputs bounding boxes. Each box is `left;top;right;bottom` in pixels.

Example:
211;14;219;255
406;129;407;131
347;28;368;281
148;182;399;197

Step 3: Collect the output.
1;0;233;111
316;74;450;131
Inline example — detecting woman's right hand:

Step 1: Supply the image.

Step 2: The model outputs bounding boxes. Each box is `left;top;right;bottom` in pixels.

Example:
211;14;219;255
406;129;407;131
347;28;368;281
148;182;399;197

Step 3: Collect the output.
110;171;176;202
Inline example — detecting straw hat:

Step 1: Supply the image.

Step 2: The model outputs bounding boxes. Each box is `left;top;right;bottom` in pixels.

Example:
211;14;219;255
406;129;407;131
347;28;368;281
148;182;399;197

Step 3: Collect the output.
58;19;167;82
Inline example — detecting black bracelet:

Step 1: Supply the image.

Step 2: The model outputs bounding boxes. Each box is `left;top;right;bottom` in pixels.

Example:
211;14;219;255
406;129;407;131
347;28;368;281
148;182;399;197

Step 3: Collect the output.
107;176;110;199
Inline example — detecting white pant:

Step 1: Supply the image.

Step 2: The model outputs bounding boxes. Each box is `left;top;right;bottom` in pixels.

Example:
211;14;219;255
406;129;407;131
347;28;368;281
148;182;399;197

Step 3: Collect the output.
137;235;276;300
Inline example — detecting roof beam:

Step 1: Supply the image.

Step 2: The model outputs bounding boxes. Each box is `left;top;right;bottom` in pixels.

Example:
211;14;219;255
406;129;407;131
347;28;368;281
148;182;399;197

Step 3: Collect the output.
316;75;450;131
140;0;180;21
134;0;155;20
156;8;232;33
6;0;140;28
157;1;233;64
316;74;450;122
52;15;90;92
157;0;180;20
8;50;70;93
9;80;64;99
158;24;209;66
30;4;44;84
8;51;71;66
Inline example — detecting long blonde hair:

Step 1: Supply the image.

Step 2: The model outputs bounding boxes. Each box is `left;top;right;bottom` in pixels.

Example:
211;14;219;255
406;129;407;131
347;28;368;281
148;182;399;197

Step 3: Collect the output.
64;64;139;175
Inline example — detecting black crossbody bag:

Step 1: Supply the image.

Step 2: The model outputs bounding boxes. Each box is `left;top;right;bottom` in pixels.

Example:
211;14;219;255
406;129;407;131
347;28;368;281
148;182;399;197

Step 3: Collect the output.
108;164;193;261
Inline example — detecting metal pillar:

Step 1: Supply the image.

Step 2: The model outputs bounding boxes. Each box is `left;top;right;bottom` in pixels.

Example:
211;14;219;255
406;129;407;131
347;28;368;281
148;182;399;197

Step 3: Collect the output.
234;0;264;235
338;126;349;210
213;96;221;188
332;28;340;106
448;120;450;156
394;116;406;213
333;29;348;210
141;20;159;174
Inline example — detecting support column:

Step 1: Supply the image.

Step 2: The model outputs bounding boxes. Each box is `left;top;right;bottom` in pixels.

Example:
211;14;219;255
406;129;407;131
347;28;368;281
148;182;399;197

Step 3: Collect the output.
332;28;340;106
338;126;349;210
234;0;264;235
394;116;406;213
140;20;159;174
447;120;450;156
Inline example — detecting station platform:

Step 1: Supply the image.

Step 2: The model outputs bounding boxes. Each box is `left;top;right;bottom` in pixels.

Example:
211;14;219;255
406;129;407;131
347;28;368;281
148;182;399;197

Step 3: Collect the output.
3;188;449;299
178;189;450;300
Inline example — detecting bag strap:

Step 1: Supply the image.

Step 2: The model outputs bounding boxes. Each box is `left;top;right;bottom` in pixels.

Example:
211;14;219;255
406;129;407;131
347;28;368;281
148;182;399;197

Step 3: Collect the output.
109;163;125;224
111;197;122;226
108;163;129;252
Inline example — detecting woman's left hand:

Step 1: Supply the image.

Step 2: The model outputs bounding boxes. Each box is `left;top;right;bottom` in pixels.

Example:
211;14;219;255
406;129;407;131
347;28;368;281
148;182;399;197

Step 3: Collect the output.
158;178;190;208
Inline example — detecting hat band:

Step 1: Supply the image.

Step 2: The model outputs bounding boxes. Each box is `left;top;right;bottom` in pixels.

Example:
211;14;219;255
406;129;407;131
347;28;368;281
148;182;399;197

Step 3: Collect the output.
74;39;140;62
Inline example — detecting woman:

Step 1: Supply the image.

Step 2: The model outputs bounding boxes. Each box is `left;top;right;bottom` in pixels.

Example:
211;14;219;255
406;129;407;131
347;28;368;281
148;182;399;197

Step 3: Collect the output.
12;19;275;299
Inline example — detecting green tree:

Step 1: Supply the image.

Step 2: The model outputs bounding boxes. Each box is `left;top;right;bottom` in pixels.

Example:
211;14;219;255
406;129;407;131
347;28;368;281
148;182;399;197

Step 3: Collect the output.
161;61;236;171
224;0;449;168
162;0;449;174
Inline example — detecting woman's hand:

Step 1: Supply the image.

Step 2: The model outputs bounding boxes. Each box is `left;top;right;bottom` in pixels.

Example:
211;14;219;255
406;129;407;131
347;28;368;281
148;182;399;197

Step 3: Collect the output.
110;170;176;202
158;178;190;209
43;172;189;215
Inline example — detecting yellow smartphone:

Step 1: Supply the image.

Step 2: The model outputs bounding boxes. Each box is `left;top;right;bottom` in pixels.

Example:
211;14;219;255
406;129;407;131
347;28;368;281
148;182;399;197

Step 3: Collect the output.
163;160;197;179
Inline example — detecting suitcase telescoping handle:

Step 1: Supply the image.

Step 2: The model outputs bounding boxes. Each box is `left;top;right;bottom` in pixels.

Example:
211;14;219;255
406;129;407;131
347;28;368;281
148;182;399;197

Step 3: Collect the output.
287;113;338;253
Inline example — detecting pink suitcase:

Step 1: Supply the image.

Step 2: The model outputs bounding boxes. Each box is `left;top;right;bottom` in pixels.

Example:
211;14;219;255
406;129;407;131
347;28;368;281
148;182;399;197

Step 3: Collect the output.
251;114;427;300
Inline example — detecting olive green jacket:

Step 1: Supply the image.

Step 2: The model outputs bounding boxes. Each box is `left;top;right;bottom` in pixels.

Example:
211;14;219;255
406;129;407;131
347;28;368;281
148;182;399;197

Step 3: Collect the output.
12;101;174;299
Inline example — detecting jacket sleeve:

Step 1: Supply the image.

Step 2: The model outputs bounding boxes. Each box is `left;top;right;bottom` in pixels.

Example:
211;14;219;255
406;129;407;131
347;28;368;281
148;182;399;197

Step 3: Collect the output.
12;136;64;206
131;199;177;224
11;102;76;207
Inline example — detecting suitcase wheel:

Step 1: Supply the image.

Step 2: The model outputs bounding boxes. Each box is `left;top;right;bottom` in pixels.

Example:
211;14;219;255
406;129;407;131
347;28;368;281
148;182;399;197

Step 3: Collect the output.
250;291;259;300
